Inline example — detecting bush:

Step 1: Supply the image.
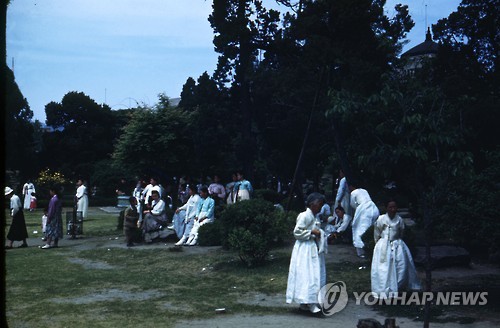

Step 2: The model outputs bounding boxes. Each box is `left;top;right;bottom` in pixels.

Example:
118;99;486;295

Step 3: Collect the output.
253;189;283;204
198;220;223;246
215;199;295;266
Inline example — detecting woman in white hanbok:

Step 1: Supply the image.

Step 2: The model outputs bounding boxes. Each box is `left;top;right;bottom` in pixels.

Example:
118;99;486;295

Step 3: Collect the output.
286;192;327;314
371;200;421;298
75;179;89;219
349;184;379;258
22;181;36;210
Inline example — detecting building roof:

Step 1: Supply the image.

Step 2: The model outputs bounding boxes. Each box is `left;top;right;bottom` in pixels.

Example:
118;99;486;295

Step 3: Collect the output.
401;27;439;58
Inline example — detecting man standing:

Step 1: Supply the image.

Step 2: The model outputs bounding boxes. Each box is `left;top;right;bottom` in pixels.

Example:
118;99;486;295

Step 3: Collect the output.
335;169;350;216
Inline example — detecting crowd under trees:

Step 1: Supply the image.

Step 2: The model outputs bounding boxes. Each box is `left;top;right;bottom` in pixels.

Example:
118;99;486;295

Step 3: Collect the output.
5;0;500;256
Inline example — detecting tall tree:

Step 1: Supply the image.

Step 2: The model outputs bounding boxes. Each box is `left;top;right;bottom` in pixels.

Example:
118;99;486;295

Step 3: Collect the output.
432;0;500;166
209;0;281;178
4;64;36;177
42;91;119;179
112;96;195;177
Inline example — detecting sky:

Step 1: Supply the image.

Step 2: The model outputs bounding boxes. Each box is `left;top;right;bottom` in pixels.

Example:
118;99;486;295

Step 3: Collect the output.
6;0;462;122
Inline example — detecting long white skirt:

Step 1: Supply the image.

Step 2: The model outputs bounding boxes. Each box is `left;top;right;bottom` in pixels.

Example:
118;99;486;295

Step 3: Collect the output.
371;239;421;297
352;201;379;249
77;195;89;219
286;239;326;304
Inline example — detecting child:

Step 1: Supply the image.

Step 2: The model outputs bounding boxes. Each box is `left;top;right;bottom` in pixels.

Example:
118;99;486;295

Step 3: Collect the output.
123;196;139;247
30;192;37;212
41;208;48;241
371;200;421;298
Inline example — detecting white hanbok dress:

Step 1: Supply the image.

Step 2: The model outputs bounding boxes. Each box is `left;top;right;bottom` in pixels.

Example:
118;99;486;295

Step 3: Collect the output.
350;188;379;249
371;214;421;297
76;184;89;219
335;177;350;215
286;208;327;305
22;182;36;210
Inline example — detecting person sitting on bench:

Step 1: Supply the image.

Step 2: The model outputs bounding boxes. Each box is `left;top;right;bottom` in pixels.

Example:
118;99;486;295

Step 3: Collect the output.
139;190;167;242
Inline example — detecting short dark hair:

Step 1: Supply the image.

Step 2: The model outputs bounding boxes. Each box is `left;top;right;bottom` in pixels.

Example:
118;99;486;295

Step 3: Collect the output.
334;206;345;213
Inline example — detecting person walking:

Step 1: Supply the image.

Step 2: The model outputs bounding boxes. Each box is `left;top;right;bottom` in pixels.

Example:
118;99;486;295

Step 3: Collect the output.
42;186;63;249
5;187;29;249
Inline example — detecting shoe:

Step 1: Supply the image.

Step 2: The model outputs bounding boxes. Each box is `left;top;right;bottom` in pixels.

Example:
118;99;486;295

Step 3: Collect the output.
309;304;321;314
188;237;198;246
167;225;175;230
41;244;52;249
175;236;187;246
18;244;28;248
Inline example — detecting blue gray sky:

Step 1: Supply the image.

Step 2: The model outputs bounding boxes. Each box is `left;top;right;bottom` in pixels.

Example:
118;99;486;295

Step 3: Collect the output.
7;0;462;122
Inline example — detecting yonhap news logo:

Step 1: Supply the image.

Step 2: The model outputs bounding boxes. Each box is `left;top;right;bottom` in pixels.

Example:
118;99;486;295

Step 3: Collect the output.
354;291;489;306
318;281;488;316
318;281;349;316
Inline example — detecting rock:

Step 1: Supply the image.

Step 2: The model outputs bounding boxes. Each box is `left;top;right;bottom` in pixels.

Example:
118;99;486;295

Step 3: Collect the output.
357;318;383;328
414;245;471;268
357;318;399;328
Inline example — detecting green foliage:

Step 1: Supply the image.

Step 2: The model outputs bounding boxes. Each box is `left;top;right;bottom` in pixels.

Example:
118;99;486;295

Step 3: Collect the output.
253;188;283;204
35;168;70;200
4;64;35;175
216;199;294;266
112;103;195;175
41;91;122;180
432;150;500;256
198;219;223;246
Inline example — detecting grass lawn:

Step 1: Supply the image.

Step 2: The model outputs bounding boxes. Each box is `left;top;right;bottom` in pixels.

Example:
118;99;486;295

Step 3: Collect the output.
6;208;498;327
3;207;373;327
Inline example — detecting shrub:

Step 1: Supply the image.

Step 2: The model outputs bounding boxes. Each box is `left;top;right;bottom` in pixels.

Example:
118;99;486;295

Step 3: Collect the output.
253;189;283;204
215;199;295;266
198;220;223;246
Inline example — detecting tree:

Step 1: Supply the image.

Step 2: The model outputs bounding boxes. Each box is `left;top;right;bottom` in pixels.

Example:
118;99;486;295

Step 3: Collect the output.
4;64;36;177
42;91;120;180
432;0;500;166
209;0;282;179
433;0;499;74
112;96;195;178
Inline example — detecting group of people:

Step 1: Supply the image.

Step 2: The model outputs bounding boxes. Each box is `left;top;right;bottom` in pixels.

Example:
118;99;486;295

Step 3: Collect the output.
121;172;253;247
286;175;421;313
5;178;90;250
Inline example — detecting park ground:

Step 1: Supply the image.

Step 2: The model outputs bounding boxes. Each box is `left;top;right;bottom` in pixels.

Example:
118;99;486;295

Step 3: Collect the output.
5;206;500;327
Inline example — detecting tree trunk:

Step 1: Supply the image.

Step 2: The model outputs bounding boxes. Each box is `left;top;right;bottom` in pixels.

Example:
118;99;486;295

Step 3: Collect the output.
423;198;432;328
